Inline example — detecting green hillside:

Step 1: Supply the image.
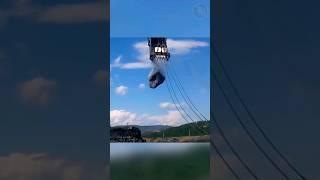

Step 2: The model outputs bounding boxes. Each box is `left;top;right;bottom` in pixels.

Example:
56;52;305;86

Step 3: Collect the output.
143;121;210;138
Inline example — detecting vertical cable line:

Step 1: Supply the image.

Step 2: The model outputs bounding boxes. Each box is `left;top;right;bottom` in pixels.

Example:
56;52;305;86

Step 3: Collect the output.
210;136;242;180
165;62;210;135
164;64;198;125
211;111;259;180
213;45;306;180
167;61;259;179
164;66;241;180
213;70;291;180
164;80;197;132
166;62;208;122
163;62;201;134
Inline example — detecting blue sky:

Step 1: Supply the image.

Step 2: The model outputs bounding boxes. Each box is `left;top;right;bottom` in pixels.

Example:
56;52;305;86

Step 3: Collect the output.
111;0;210;37
110;37;210;126
110;0;210;127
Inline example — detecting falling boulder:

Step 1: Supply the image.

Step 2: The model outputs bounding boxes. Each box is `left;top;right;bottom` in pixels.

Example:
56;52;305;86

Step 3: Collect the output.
149;71;165;89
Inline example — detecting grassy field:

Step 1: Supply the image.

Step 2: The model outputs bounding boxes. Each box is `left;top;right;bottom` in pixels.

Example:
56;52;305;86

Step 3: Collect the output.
111;144;210;180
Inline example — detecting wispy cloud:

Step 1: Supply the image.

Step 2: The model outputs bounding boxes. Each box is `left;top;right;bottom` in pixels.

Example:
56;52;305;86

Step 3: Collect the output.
133;38;209;62
110;54;152;70
120;62;152;69
115;85;128;96
138;83;145;89
159;102;180;110
17;77;57;106
110;55;121;72
110;39;208;70
133;41;150;61
110;110;138;126
147;110;184;126
110;109;184;126
113;55;122;66
167;39;209;55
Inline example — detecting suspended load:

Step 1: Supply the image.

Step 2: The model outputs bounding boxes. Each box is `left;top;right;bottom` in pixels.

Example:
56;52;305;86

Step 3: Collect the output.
149;69;165;89
148;37;170;88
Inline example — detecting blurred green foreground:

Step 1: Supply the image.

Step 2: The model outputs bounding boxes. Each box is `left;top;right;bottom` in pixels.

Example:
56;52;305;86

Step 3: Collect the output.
110;143;210;180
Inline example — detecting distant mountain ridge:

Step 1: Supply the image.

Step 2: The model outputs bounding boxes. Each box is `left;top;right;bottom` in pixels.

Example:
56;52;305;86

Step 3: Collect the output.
143;121;210;138
112;125;171;134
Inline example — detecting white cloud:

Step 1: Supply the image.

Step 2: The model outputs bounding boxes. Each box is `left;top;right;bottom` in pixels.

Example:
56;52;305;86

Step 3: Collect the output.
110;55;122;69
133;41;149;61
110;109;184;127
159;102;178;110
110;53;152;70
113;55;121;65
138;83;145;89
115;85;128;95
120;62;152;69
110;110;138;126
167;39;209;55
17;77;57;106
110;39;208;70
133;38;208;61
147;110;184;126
